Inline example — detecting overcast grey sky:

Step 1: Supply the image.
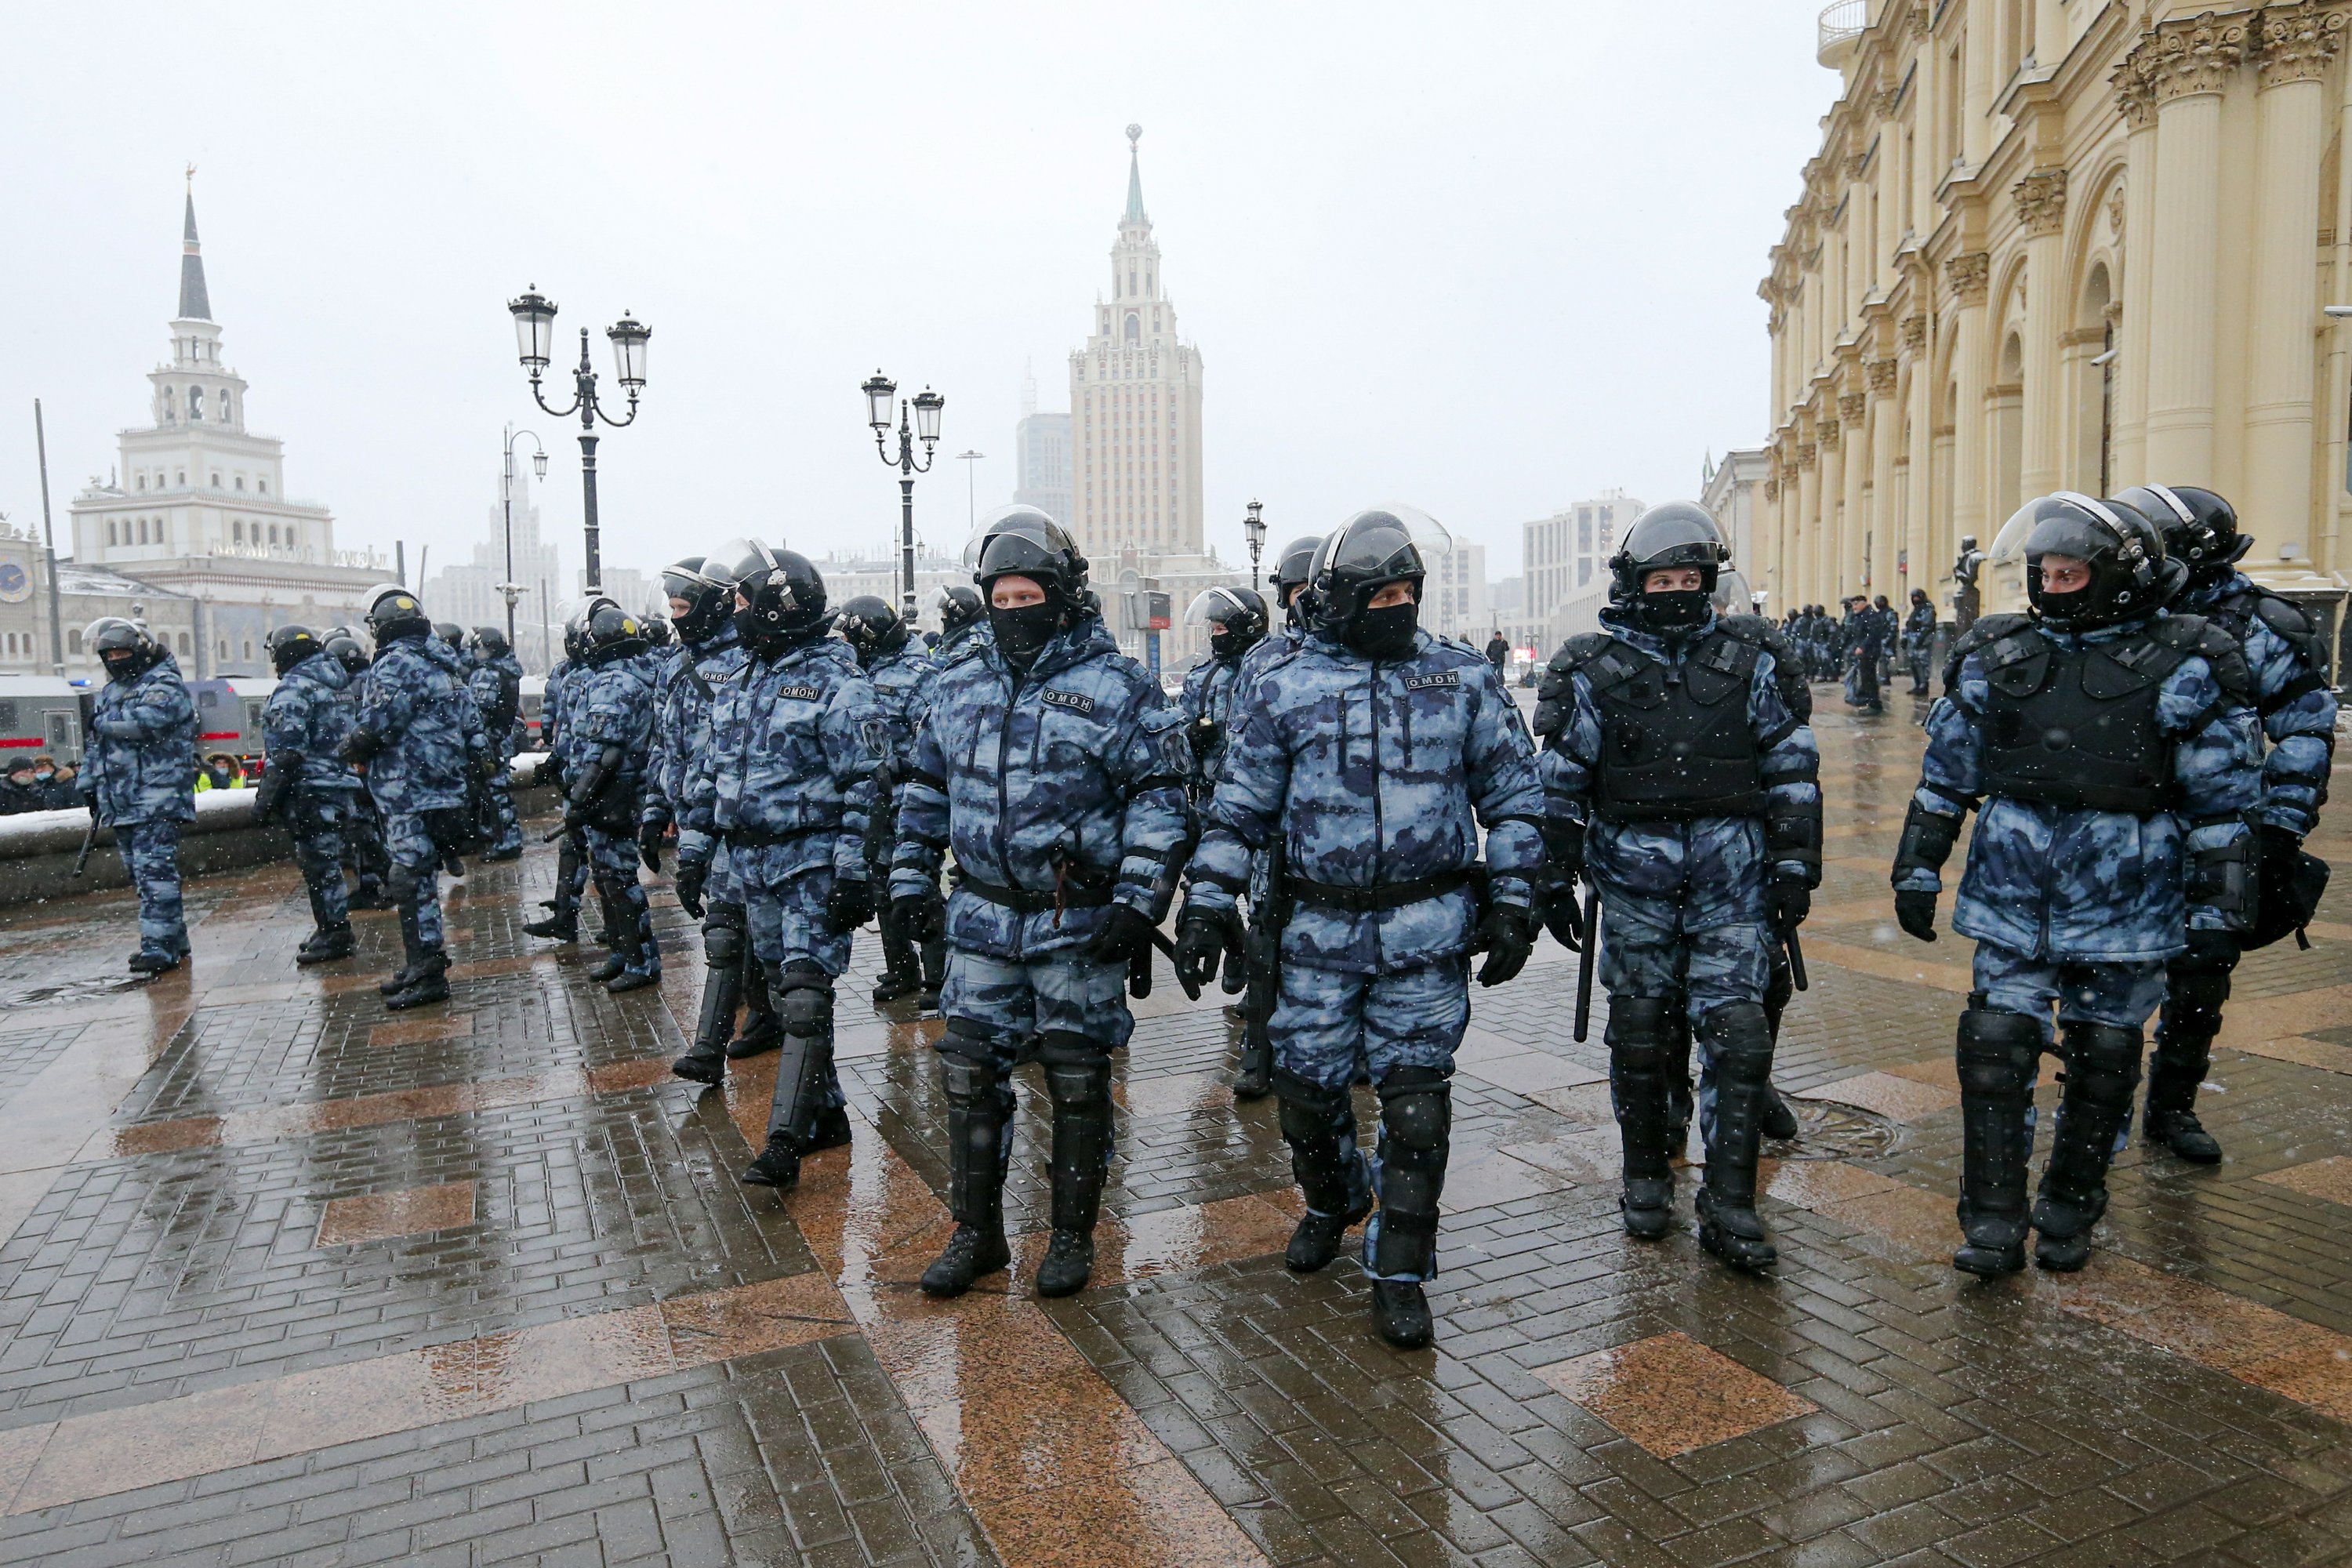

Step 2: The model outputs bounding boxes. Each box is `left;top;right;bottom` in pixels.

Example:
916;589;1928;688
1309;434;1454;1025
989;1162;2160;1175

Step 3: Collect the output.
2;2;1829;587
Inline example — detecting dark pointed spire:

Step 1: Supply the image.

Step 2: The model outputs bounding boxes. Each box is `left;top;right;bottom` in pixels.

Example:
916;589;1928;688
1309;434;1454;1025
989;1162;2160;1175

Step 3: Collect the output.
178;168;212;321
1123;124;1146;226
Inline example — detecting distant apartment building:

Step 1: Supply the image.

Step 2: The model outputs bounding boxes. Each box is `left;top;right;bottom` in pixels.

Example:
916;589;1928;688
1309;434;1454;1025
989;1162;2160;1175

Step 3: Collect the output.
1524;490;1642;648
1013;366;1073;527
1422;540;1490;642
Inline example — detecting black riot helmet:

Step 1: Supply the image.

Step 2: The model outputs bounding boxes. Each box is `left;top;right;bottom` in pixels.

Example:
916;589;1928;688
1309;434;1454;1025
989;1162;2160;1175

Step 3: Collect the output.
735;548;831;651
433;621;466;652
1998;491;2183;632
561;612;590;663
466;625;510;659
364;583;431;643
583;601;649;664
662;554;736;644
323;626;368;674
833;594;907;664
1610;502;1729;637
267;624;322;675
931;583;984;638
1185;586;1268;661
2117;483;2247;591
1272;535;1323;612
86;617;162;682
1708;569;1755;617
1910;587;1929;607
642;616;674;648
1307;507;1444;658
967;506;1090;610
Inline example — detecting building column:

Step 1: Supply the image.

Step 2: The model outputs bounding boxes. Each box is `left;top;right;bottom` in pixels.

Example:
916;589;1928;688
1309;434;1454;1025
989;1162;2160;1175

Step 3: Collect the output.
2111;52;2160;488
1902;312;1934;604
2244;6;2345;562
1818;406;1845;605
2143;13;2246;483
1946;253;1993;567
1964;0;1997;166
1869;359;1901;597
1796;434;1820;613
2016;169;2068;498
1842;387;1871;596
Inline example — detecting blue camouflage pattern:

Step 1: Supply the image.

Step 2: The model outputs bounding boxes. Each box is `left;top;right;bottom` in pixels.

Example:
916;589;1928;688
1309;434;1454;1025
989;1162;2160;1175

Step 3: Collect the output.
358;635;487;815
643;622;749;830
574;652;660;815
1541;608;1820;1017
1974;943;2169;1044
542;659;578;767
891;615;1192;960
2183;572;2336;838
1272;958;1467;1091
938;948;1134;1053
1178;654;1244;795
261;654;361;794
82;655;197;826
677;637;884;884
735;851;853;974
583;822;658;978
863;641;937;780
383;811;445;950
114;821;187;958
469;648;526;855
1899;612;2262;961
1188;627;1543;975
289;791;350;929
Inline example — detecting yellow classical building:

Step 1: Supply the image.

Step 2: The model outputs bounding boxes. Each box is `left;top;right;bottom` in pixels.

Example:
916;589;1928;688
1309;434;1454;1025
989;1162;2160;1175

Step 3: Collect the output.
1759;0;2350;642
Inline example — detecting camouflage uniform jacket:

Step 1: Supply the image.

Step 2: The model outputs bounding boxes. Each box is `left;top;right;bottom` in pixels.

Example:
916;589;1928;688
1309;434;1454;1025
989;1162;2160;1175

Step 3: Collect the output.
542;659;577;765
571;650;660;826
358;635;488;815
891;615;1192;960
865;641;938;782
1188;627;1543;975
642;622;749;830
1537;608;1823;913
678;636;883;884
1178;653;1245;797
467;652;525;760
1898;611;2261;961
262;653;361;794
2181;571;2336;838
84;655;198;826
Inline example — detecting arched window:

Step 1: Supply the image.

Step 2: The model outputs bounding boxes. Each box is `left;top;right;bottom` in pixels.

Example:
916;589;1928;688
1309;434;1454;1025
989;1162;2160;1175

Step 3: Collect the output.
242;640;253;662
107;521;118;546
67;631;80;655
177;633;191;655
188;387;205;420
1124;314;1140;344
234;475;244;492
136;474;145;492
162;388;176;422
267;524;279;546
217;393;231;424
232;521;243;543
136;518;147;545
257;479;268;495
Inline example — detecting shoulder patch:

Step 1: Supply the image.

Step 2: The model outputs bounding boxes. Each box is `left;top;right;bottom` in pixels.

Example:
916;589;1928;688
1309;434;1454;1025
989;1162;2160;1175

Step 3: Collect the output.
1040;688;1098;715
775;684;824;702
1403;670;1461;692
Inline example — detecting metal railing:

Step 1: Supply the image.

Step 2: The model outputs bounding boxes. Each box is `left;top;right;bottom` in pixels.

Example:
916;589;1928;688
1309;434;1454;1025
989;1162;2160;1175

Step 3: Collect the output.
1818;0;1868;65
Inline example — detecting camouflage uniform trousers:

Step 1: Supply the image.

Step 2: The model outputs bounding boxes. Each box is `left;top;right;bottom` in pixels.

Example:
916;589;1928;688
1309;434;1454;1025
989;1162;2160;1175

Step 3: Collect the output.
383;813;445;951
935;948;1132;1174
582;823;658;978
1599;886;1773;1152
289;789;353;931
114;820;187;959
483;755;522;856
735;849;857;1128
1272;957;1468;1093
343;787;390;901
1974;941;2170;1154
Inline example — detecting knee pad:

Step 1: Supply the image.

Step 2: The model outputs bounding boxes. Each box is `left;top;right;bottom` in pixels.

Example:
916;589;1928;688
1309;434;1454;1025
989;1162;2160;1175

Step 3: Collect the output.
1697;1002;1772;1065
1036;1029;1109;1069
938;1051;1000;1106
2168;967;2231;1034
1956;1009;2042;1094
385;866;419;904
780;967;833;1039
1273;1069;1350;1138
702;901;746;964
1605;996;1672;1047
1044;1058;1113;1109
1377;1068;1451;1154
2060;1022;2142;1109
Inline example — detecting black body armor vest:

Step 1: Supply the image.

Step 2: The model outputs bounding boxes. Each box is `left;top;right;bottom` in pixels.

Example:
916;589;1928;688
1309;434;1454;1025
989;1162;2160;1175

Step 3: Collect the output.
1976;615;2234;814
1576;626;1766;821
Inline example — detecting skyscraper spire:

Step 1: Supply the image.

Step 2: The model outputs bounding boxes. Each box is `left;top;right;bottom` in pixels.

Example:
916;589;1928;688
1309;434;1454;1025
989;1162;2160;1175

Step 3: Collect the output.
178;166;212;322
1123;124;1147;226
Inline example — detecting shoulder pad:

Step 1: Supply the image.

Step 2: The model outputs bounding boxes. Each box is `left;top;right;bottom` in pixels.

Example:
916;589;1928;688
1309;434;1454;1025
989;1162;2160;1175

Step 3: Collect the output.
1543;632;1612;675
2249;590;2314;639
1712;613;1772;645
2162;614;2259;706
1534;633;1616;739
1942;613;2034;694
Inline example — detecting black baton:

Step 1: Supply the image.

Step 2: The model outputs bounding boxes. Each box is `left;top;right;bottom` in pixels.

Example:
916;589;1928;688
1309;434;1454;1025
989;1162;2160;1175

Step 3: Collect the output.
1784;927;1809;993
1572;885;1601;1042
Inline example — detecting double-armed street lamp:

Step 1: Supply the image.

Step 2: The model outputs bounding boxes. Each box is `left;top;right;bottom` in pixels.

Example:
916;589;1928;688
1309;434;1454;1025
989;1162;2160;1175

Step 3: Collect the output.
500;426;550;652
507;286;651;596
862;372;944;621
1243;499;1267;589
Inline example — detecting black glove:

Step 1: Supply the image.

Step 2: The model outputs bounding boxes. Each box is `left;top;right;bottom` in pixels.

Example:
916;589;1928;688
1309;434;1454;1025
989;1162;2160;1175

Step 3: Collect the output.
1087;903;1156;965
2257;822;2304;913
1539;873;1584;951
2181;925;2241;968
825;876;877;935
891;891;946;944
1173;914;1230;994
470;751;499;782
638;822;666;873
336;726;382;766
1473;905;1537;988
1766;877;1811;938
1894;888;1939;942
674;859;708;920
1188;719;1221;757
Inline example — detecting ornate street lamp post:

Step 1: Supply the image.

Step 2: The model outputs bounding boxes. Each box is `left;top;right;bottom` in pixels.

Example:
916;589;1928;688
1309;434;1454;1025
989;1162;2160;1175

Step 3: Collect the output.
507;286;649;596
862;372;944;620
1243;499;1266;590
500;426;550;655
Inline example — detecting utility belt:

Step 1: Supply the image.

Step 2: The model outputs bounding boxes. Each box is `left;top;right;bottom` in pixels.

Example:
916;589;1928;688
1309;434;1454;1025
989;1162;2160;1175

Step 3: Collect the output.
960;873;1115;916
1289;866;1472;914
722;823;831;849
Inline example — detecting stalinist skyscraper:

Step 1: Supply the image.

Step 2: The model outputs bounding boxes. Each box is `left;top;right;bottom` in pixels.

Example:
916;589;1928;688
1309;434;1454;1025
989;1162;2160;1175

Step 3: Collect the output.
1069;126;1204;563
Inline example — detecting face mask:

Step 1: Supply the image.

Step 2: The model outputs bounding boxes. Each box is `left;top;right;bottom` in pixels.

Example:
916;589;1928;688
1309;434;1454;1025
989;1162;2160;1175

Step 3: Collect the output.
1345;602;1418;660
2034;585;2093;625
1210;630;1243;661
989;601;1063;671
1638;590;1711;634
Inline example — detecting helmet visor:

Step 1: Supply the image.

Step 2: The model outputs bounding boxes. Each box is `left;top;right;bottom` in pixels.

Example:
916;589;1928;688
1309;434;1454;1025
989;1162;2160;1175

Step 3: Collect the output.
1710;569;1755;613
2020;510;2115;567
704;538;775;586
1618;506;1725;572
962;504;1075;569
1312;506;1451;584
1185;586;1254;628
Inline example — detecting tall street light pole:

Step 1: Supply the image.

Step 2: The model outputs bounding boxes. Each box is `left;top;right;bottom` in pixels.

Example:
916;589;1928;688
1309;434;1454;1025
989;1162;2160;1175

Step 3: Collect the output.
507;287;650;597
501;425;550;651
1243;499;1266;590
862;372;944;621
956;450;985;532
31;401;64;675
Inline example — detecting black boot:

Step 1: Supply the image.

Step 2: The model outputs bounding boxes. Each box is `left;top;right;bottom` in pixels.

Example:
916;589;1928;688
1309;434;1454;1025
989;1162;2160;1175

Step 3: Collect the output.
1275;1073;1372;1271
917;937;946;1010
296;924;354;965
1952;1007;2041;1278
524;909;578;941
1367;1069;1448;1348
671;905;746;1085
873;902;922;1004
2145;1036;2223;1164
728;950;782;1058
2034;1021;2143;1272
921;1047;1012;1298
1694;1004;1777;1272
1761;1086;1800;1142
379;899;433;994
1036;1054;1114;1298
741;965;833;1189
1608;999;1678;1238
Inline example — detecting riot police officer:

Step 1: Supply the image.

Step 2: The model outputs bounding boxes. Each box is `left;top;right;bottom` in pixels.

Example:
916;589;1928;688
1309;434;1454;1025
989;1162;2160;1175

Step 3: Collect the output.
2115;484;2336;1163
929;583;989;664
256;625;362;964
1534;503;1821;1274
679;544;886;1188
80;618;198;975
1901;589;1938;695
466;626;527;861
1177;508;1542;1348
526;617;596;944
1178;586;1268;804
564;603;662;993
836;595;941;1007
1894;493;2259;1275
653;554;779;1083
892;507;1192;1301
342;586;489;1011
322;627;391;909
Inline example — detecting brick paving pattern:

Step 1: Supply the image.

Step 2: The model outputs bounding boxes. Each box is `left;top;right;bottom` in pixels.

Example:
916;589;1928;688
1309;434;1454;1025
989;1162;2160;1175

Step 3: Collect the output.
0;701;2337;1563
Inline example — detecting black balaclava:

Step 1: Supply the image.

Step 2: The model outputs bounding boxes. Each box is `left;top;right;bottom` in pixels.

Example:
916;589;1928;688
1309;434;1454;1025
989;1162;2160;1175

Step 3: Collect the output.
1345;597;1419;660
989;601;1062;673
1638;589;1711;636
